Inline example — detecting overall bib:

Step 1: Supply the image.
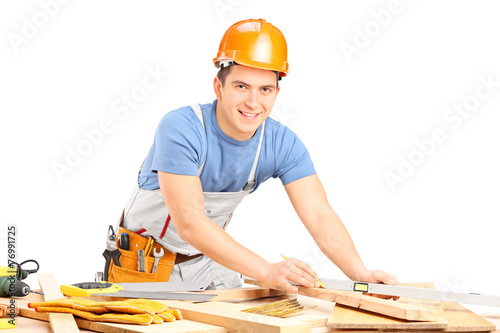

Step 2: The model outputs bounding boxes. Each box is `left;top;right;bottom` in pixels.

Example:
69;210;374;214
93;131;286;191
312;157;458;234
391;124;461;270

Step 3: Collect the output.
120;104;265;288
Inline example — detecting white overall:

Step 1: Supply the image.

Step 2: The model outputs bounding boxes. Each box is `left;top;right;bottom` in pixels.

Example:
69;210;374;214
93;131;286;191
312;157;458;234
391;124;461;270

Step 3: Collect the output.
121;104;265;288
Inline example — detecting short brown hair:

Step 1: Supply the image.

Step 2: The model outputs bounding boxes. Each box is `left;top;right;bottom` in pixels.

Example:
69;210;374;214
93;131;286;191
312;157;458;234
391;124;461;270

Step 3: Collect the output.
217;64;280;87
217;65;234;87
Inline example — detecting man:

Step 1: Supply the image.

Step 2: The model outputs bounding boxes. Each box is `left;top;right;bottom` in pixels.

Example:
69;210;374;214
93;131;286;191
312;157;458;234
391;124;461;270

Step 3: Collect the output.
120;18;399;292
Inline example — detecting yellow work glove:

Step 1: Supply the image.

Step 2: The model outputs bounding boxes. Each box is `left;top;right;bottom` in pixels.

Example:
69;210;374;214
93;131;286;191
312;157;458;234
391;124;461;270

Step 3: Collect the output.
28;297;180;325
28;297;108;314
32;306;155;325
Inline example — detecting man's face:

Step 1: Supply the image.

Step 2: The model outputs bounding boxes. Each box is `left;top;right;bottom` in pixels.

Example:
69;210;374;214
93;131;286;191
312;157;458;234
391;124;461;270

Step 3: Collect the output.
214;65;280;141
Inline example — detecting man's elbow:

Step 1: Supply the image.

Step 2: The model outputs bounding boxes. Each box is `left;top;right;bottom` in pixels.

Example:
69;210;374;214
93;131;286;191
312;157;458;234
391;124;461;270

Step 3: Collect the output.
170;212;198;243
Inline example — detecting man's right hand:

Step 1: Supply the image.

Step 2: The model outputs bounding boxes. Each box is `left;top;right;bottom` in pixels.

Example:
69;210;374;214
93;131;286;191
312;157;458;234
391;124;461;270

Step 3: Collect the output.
261;257;320;293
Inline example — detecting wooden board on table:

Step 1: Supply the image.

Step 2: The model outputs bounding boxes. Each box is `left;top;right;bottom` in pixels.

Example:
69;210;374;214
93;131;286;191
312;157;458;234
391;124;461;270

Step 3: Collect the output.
200;300;328;328
328;304;447;330
163;300;311;333
327;283;496;332
198;286;287;301
74;317;226;333
245;279;441;322
440;300;496;332
37;273;80;333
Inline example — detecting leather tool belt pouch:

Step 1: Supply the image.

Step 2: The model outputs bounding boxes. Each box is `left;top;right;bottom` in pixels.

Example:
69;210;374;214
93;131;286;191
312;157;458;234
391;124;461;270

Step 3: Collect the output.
108;225;177;283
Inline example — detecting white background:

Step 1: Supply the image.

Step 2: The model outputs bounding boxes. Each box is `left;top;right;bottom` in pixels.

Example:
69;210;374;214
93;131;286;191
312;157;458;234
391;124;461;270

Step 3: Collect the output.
1;0;499;309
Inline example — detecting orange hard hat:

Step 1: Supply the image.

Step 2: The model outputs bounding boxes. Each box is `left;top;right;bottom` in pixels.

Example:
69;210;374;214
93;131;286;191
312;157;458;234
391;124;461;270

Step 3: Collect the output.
213;19;289;78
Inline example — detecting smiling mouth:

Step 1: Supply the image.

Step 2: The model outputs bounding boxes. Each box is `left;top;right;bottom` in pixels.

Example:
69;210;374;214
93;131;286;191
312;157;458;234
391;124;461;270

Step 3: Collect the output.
239;110;259;119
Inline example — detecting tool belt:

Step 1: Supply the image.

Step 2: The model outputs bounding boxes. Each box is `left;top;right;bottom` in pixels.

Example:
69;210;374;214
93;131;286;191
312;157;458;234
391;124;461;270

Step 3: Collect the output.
107;213;204;283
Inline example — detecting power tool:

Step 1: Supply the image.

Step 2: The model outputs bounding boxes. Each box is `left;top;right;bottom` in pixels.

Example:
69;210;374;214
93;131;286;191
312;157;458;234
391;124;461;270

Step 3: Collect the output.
0;260;43;297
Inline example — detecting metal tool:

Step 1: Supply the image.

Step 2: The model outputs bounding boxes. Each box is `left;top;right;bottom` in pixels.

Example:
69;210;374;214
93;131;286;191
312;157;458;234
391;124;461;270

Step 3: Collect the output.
137;249;146;272
95;271;104;282
308;278;500;307
96;290;216;301
116;281;216;292
102;226;121;281
151;247;164;274
60;280;217;301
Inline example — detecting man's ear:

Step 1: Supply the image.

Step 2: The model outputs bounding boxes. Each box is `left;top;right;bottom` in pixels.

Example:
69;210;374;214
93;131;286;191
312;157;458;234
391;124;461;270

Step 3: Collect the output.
213;76;223;100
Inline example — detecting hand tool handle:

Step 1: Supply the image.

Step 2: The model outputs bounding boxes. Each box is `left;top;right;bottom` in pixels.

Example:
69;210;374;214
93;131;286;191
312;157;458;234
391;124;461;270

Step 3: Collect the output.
120;233;130;251
152;259;159;274
102;249;121;280
102;249;112;281
137;249;146;272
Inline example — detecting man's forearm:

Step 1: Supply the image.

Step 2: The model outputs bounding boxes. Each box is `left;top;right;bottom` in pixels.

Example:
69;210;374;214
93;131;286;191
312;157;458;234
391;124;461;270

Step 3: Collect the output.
311;209;368;281
176;213;271;281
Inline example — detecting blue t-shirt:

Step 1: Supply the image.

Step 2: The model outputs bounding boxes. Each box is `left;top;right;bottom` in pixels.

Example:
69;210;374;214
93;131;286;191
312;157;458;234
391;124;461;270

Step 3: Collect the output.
138;100;315;192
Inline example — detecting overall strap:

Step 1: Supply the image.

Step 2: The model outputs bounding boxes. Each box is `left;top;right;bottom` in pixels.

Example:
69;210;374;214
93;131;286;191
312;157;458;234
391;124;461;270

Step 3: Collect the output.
242;121;265;191
190;104;206;175
190;103;266;191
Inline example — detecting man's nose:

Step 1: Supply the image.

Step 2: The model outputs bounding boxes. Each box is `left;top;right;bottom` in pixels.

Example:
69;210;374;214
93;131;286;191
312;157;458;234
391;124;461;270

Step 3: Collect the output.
245;90;259;109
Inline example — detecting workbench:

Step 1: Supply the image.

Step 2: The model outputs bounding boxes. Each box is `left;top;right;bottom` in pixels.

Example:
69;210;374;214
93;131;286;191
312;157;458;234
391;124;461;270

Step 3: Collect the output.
2;279;500;332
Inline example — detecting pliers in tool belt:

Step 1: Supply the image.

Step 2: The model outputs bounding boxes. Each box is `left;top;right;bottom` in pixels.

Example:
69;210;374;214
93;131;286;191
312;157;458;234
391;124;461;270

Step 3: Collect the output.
102;225;121;281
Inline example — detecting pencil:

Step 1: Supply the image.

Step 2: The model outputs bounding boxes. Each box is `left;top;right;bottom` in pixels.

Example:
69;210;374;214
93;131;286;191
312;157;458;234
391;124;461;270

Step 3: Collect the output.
280;253;325;288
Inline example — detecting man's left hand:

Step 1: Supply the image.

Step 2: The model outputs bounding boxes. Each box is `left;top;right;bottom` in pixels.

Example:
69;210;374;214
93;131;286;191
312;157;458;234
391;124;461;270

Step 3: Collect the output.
356;269;401;300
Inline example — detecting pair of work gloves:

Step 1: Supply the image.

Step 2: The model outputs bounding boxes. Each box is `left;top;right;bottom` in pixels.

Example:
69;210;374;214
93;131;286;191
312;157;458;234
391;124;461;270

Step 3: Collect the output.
28;297;181;325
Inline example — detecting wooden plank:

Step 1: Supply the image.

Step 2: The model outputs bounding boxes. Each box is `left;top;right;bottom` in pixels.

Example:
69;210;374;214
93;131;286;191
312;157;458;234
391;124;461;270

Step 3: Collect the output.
245;279;441;322
441;300;496;332
163;300;311;333
327;283;447;329
200;286;287;301
37;273;80;333
327;283;496;332
73;317;226;333
199;300;327;328
328;304;447;330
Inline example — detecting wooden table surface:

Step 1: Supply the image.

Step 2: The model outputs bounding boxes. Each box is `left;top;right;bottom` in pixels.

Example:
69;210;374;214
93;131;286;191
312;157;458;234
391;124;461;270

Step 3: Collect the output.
3;291;500;332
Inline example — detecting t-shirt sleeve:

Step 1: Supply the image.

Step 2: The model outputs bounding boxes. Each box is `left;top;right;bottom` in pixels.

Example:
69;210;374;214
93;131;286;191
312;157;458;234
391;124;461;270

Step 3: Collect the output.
273;127;316;185
151;109;205;176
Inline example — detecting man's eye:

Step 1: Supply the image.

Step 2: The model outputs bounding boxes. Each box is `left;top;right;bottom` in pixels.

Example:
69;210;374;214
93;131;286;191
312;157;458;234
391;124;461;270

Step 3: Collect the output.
237;85;246;89
262;87;271;92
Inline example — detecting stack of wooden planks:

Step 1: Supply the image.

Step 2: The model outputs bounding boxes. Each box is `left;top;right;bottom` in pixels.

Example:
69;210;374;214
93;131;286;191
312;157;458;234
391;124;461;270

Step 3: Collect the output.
326;283;497;331
246;279;498;332
10;274;499;332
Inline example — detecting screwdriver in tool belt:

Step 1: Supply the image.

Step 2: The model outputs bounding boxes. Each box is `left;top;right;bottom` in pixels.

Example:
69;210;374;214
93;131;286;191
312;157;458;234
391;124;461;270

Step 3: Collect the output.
281;253;325;288
120;233;130;251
